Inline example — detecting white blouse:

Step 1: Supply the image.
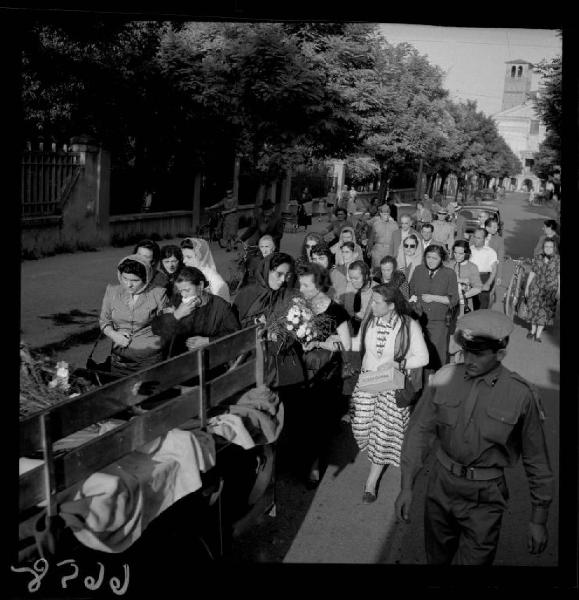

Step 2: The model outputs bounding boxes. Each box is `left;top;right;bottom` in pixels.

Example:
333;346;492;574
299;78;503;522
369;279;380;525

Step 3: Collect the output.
362;316;429;372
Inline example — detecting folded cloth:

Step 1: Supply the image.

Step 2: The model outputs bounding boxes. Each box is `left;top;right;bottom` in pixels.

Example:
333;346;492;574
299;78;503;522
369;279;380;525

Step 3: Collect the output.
57;428;216;553
207;413;255;449
235;384;280;415
229;386;284;445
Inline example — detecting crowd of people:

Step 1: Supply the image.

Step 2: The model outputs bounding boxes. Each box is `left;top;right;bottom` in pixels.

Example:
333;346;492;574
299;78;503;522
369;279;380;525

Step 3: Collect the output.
97;188;558;566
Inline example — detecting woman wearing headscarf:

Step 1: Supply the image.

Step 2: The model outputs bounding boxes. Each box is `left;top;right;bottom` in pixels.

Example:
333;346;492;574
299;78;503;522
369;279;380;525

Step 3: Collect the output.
152;266;240;357
331;226;363;266
351;285;429;502
373;256;410;300
524;237;560;343
180;237;231;303
233;253;306;389
409;244;459;376
396;233;423;282
99;254;169;377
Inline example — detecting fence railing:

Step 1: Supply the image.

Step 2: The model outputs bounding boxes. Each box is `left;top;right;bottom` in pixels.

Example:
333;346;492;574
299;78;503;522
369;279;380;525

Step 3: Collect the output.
21;144;83;219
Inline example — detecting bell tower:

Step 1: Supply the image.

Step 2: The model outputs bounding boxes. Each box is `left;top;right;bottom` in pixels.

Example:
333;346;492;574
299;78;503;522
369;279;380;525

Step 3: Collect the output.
501;60;534;112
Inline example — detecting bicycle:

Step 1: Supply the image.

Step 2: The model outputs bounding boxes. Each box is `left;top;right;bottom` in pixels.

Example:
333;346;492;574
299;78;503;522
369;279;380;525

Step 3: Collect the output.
226;241;259;296
503;256;533;319
198;209;227;248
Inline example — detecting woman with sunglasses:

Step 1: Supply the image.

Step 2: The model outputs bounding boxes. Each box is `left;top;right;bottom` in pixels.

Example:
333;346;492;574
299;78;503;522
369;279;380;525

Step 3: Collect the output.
299;232;325;265
397;233;423;282
409;244;459;376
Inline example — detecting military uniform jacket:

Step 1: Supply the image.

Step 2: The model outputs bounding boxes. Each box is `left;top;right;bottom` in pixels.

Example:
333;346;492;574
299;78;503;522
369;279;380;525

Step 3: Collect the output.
401;363;553;510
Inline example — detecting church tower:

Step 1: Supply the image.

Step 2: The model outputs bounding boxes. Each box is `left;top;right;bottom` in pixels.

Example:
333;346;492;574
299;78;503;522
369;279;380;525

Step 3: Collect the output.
501;59;534;111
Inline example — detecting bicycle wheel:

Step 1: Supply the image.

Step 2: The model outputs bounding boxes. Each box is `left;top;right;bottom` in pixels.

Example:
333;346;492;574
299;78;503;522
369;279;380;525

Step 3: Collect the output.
504;271;519;319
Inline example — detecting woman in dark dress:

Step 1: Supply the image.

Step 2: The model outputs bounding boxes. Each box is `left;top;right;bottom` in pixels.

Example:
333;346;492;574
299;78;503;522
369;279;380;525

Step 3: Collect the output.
373;255;410;299
409;244;459;377
152;266;240;357
297;262;351;487
233;253;306;389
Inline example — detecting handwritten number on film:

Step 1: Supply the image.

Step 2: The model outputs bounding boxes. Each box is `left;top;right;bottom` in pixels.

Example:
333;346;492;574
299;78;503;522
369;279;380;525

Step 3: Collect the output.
11;559;130;594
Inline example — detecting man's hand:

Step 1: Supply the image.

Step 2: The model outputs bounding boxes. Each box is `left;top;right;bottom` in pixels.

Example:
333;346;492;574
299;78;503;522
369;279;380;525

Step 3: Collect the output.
394;489;413;522
185;336;209;351
527;522;548;555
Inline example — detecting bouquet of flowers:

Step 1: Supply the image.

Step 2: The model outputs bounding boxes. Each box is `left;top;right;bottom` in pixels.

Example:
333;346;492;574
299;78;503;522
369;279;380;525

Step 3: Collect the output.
266;295;334;349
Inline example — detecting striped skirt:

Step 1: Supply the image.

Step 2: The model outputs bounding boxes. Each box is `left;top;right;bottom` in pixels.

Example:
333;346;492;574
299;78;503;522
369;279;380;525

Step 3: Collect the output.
351;387;410;467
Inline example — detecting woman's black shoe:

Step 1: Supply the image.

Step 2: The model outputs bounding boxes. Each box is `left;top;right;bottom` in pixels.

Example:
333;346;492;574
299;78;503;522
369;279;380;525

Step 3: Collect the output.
526;332;534;340
362;491;377;504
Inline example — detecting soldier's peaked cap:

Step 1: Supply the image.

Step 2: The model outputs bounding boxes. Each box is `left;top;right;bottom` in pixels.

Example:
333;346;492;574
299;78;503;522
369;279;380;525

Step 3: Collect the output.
455;309;513;349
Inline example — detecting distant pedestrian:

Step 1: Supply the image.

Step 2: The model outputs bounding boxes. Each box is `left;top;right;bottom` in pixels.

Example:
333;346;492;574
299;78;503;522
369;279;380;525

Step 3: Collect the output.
431;207;455;253
485;218;505;288
367;204;399;269
395;310;553;565
207;189;239;252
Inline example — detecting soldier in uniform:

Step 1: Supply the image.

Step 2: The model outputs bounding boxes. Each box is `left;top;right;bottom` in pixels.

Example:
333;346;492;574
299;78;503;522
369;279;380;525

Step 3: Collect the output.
395;309;553;565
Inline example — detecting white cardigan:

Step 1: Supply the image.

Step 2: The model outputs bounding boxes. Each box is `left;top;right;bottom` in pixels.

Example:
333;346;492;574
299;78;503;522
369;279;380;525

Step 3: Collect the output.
361;317;429;372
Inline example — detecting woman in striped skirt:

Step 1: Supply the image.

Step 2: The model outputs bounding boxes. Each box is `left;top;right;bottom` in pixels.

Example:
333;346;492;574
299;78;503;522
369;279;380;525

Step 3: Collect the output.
351;285;429;503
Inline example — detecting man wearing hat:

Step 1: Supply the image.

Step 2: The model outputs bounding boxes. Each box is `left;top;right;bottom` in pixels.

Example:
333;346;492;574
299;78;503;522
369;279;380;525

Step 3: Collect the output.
432;206;456;253
395;310;553;565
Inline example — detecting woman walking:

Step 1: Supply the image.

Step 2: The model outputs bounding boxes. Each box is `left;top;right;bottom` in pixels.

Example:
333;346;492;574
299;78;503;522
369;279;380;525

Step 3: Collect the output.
524;238;560;343
351;285;429;503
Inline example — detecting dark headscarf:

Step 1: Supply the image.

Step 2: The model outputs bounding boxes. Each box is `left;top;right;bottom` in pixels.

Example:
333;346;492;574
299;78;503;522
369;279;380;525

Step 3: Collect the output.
233;254;295;327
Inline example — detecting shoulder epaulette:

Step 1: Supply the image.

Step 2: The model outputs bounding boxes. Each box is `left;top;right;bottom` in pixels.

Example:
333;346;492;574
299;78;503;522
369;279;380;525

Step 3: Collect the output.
509;370;546;421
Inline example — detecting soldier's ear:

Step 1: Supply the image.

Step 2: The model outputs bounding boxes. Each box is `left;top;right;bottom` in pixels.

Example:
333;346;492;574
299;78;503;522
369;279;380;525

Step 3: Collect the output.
496;348;507;362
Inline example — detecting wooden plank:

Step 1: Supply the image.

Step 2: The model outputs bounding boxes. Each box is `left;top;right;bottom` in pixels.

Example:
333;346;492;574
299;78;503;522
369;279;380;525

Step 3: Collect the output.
20;351;201;455
206;359;256;410
205;326;257;370
20;387;202;513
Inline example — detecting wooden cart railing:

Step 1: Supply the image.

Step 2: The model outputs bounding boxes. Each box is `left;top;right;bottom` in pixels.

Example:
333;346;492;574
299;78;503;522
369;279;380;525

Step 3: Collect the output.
18;325;267;561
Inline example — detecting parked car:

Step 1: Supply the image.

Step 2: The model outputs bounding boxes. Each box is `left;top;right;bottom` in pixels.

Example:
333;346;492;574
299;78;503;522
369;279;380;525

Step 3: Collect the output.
456;204;502;240
473;189;497;203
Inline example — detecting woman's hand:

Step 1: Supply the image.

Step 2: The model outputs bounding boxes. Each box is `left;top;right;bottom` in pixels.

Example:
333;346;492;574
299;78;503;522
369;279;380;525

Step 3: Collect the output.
185;336;209;351
303;341;320;352
174;297;201;320
409;295;418;303
112;331;131;348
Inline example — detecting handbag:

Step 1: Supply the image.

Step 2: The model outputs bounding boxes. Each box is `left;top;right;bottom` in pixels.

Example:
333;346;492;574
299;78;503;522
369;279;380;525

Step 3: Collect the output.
86;330;112;375
393;316;423;408
517;298;529;321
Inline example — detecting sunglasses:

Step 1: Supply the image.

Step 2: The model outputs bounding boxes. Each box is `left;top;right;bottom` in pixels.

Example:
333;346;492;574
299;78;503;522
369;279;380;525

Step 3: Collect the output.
403;243;417;248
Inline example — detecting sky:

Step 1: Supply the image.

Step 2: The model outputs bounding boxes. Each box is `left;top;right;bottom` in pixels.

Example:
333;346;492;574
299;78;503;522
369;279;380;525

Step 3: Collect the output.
379;25;561;116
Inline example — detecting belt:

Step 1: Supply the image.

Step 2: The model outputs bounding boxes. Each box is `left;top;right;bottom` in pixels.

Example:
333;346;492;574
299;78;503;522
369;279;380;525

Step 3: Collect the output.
436;447;503;481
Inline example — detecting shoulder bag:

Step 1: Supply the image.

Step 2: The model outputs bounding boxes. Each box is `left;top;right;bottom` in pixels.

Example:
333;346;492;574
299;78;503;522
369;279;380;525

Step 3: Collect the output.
393;316;423;408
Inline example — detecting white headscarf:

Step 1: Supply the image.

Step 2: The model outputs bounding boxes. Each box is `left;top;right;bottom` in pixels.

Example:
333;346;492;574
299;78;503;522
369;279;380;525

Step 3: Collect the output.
183;238;230;303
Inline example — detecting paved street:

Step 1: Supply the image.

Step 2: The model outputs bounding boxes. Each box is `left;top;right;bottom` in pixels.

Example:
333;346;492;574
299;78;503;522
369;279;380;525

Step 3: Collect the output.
19;192;560;565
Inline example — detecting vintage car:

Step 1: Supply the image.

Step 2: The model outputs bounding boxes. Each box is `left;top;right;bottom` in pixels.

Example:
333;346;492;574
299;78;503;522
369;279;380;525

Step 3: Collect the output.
473;189;498;203
456;203;502;240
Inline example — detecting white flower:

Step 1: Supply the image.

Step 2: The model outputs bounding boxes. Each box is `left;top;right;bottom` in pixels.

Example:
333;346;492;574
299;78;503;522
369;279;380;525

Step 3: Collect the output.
292;317;300;324
296;325;307;338
286;325;293;331
306;335;312;342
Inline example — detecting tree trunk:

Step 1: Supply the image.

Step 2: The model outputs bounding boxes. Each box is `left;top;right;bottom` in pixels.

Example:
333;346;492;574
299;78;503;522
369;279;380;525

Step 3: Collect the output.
439;173;448;195
378;164;389;201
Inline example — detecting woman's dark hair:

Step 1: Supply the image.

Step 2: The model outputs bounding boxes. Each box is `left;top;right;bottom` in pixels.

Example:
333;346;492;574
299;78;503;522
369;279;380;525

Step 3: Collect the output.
133;239;161;265
420;222;434;232
159;245;183;274
118;258;147;282
334;207;347;217
175;266;208;287
269;252;294;272
380;255;398;269
310;243;334;267
484;217;499;228
544;219;558;233
372;284;411;316
341;241;355;252
180;238;195;249
423;244;447;264
301;232;323;259
348;260;370;283
296;262;332;293
452;239;471;258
